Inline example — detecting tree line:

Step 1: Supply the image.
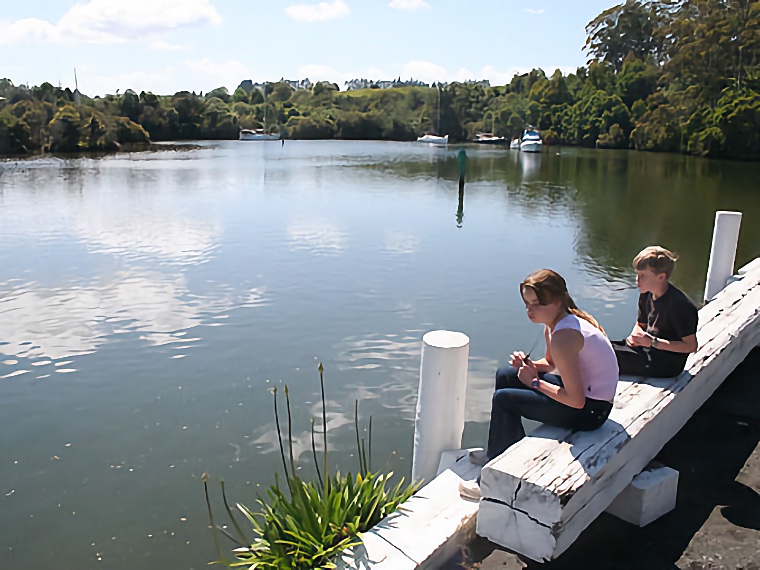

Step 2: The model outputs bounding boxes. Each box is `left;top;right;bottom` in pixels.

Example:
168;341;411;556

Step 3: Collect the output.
1;0;758;160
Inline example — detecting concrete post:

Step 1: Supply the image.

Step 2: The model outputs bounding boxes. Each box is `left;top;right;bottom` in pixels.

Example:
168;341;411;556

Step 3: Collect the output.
704;211;742;302
412;330;470;483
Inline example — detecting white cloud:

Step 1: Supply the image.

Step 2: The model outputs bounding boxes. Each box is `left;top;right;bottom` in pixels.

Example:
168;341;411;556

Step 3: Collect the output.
75;58;250;96
400;61;450;83
78;67;179;96
0;0;222;45
185;57;252;89
285;0;350;22
297;64;354;85
523;8;545;14
389;0;430;9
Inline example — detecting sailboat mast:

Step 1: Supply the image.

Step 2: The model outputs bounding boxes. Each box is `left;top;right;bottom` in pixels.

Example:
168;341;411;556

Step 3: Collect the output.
436;84;441;135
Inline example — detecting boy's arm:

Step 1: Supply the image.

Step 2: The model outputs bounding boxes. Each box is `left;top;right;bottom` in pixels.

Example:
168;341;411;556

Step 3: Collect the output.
652;297;699;354
649;334;698;353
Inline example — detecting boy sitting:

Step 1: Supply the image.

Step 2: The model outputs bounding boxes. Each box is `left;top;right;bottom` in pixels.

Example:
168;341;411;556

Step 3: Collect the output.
613;246;698;378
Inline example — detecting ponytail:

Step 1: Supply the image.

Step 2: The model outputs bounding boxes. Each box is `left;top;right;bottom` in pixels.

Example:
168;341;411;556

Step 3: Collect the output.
565;293;606;335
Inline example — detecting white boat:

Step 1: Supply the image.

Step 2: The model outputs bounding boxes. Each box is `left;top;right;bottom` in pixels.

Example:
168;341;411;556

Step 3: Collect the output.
417;85;448;145
473;132;507;145
520;129;543;153
239;81;281;141
417;133;449;145
510;138;521;150
239;129;280;141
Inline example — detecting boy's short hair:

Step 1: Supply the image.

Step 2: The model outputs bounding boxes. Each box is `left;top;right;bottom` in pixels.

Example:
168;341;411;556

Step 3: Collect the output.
633;246;678;278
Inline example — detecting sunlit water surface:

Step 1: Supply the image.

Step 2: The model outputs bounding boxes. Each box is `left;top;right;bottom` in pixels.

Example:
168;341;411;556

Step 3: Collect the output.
1;141;759;569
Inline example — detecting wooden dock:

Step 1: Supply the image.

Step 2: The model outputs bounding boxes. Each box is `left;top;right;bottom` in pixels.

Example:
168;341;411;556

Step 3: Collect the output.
339;257;760;568
479;258;760;560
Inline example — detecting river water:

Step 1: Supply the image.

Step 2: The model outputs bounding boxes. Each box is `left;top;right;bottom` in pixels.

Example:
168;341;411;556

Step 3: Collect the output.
1;141;758;569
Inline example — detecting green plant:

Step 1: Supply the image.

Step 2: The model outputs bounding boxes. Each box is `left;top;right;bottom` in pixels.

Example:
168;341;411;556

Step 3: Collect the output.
204;363;419;569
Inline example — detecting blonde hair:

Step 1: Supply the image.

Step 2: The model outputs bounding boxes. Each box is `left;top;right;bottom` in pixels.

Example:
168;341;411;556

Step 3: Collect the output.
520;269;606;334
633;246;677;278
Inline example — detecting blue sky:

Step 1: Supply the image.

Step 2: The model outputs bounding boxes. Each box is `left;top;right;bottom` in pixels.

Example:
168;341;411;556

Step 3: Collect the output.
1;0;618;96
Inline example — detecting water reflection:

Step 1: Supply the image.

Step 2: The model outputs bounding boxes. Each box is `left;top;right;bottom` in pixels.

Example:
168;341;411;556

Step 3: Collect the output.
76;213;220;265
456;182;465;228
287;220;347;256
383;230;420;255
353;145;760;298
0;271;268;364
518;151;542;183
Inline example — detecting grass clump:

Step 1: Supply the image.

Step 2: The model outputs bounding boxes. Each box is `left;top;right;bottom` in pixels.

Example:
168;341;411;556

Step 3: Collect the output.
204;362;419;569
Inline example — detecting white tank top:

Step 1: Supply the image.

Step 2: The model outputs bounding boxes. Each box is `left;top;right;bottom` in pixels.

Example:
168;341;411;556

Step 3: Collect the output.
550;314;618;402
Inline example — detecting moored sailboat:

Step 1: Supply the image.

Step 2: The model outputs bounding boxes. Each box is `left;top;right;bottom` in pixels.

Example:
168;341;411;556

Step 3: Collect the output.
417;85;448;145
240;81;281;141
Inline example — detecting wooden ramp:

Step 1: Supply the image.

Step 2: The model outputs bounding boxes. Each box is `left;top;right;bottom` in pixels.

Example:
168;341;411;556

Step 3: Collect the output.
477;259;760;561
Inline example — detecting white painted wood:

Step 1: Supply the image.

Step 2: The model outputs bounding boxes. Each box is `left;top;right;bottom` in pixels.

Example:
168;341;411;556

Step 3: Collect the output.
437;448;477;476
704;210;742;302
605;464;678;526
477;261;760;561
412;330;470;483
337;453;481;570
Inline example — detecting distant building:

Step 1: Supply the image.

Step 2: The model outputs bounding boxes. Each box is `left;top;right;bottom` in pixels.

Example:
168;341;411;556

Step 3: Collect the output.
344;77;433;90
344;78;373;90
281;78;313;91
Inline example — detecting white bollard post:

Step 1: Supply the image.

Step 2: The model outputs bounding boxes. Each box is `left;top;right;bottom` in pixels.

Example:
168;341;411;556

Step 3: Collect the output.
412;330;470;483
704;211;742;303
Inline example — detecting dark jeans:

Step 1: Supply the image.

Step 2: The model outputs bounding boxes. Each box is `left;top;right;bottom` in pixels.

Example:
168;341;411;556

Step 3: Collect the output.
486;366;613;460
612;340;683;378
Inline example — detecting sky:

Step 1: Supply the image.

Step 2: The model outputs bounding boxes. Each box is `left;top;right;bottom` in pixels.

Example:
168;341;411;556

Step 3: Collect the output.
1;0;620;97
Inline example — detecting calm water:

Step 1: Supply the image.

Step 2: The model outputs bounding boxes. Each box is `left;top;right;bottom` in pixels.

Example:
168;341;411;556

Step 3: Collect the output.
1;141;758;569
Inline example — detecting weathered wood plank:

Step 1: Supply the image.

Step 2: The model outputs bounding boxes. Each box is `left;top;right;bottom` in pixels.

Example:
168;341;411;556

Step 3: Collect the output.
477;263;760;561
337;451;480;570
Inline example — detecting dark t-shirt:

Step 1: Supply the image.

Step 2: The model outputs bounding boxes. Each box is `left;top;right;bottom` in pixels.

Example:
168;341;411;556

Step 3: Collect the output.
637;284;698;374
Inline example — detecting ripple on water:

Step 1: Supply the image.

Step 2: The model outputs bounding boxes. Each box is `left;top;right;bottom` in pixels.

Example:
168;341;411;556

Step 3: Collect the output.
333;330;424;419
0;275;269;367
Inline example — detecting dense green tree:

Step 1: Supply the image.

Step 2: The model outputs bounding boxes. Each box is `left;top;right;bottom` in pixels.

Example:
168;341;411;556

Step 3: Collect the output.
585;0;662;71
206;86;230;103
231;87;250;104
120;89;140;123
616;57;658;107
48;104;83;152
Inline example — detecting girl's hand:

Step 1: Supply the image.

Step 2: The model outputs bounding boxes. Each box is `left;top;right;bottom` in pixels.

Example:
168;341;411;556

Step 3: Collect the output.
517;358;538;387
509;351;526;369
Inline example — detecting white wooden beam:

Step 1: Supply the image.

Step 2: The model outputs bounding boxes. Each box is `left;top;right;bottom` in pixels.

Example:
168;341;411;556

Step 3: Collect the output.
337;449;480;570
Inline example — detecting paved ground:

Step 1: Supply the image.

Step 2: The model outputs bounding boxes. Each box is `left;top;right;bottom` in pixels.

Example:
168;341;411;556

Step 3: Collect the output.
445;347;760;570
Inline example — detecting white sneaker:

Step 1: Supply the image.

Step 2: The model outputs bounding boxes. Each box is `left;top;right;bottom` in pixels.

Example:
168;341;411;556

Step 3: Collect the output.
468;449;489;466
458;479;481;501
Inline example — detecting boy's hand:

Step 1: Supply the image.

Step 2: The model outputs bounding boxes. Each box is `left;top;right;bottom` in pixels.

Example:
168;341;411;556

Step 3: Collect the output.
628;329;653;347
